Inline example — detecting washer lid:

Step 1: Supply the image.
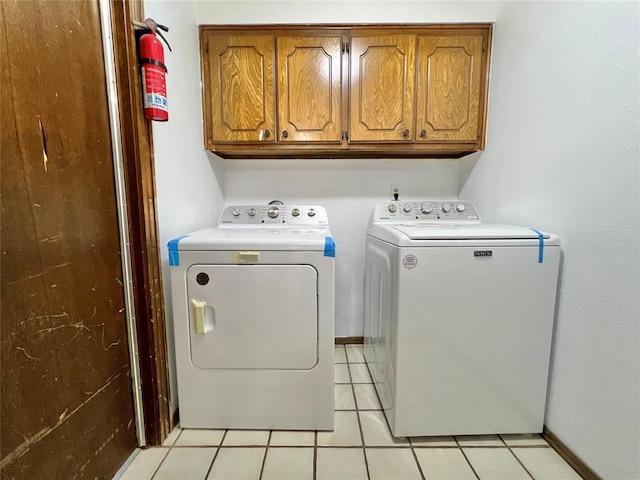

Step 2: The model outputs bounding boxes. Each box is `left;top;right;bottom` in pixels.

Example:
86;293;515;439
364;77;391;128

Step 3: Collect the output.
368;223;560;247
393;223;549;240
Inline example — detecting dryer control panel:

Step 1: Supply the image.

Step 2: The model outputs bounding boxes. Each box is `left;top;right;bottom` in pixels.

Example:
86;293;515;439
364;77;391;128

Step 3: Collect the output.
219;205;329;227
373;201;480;223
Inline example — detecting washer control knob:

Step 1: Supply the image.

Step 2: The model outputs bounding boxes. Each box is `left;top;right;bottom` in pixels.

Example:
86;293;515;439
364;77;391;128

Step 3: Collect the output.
267;206;280;218
307;208;316;217
402;203;412;213
247;208;257;217
232;208;241;217
441;203;452;213
420;203;433;214
388;204;397;213
291;208;300;217
456;203;466;212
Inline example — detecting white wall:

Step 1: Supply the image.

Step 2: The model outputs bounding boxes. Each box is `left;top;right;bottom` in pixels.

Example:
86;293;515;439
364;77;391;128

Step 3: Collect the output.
459;3;640;479
145;1;639;477
144;0;225;411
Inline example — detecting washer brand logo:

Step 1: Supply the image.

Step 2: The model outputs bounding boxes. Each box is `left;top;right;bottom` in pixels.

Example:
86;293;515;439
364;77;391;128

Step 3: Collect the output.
474;250;493;257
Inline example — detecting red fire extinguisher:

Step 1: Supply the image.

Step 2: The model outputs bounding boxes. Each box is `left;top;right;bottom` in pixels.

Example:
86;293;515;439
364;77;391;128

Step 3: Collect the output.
139;19;171;122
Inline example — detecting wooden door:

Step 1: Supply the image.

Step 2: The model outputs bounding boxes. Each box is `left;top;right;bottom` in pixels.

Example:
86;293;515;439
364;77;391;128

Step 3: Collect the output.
204;34;276;144
1;1;137;478
416;33;485;143
349;34;416;142
277;36;342;143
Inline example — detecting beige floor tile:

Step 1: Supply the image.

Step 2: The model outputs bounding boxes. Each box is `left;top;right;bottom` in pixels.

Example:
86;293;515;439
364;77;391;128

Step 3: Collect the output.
175;429;225;446
410;435;457;447
261;447;314;480
349;363;372;383
317;411;362;446
269;430;315;446
359;411;409;446
335;383;356;410
353;383;382;410
335;363;351;383
513;447;582;479
345;345;365;363
222;430;270;446
334;346;348;363
415;448;476;480
162;427;182;446
501;433;548;446
154;447;216;480
316;448;368;480
206;448;264;480
456;434;505;446
463;447;530;479
120;448;169;480
366;448;422;480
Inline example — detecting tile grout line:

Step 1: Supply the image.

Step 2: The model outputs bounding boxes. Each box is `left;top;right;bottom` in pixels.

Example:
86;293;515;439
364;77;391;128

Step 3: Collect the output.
202;429;227;479
507;445;536;480
313;430;318;480
148;447;171;480
459;447;482;480
257;431;271;480
348;352;372;480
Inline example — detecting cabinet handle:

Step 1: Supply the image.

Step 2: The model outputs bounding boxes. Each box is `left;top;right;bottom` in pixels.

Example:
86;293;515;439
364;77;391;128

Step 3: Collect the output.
263;129;270;138
403;129;410;138
282;130;289;138
420;130;427;138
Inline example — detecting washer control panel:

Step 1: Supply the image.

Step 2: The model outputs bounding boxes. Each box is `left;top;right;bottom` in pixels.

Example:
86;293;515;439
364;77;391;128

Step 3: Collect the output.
219;205;329;226
374;201;480;223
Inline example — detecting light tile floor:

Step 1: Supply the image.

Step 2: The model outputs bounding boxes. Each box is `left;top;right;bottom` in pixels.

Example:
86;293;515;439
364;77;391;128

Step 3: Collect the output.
119;345;582;480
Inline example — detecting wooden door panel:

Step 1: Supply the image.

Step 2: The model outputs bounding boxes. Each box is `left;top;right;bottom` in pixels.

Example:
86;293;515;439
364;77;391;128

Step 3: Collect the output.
416;34;484;142
1;0;136;477
277;36;342;143
350;35;415;142
207;34;275;143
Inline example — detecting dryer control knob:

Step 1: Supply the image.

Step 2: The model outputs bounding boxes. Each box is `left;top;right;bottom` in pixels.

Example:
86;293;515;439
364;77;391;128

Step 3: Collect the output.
291;208;300;217
307;208;316;217
388;204;397;213
456;203;466;212
247;208;257;217
402;203;412;213
441;204;452;213
420;203;433;214
232;208;241;217
267;206;280;218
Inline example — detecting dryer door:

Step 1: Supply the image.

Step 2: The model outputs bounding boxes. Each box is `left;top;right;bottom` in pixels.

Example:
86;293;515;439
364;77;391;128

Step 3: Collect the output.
187;264;318;369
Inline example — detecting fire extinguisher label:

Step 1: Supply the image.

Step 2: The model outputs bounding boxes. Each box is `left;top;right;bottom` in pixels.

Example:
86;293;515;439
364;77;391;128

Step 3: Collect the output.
142;68;168;112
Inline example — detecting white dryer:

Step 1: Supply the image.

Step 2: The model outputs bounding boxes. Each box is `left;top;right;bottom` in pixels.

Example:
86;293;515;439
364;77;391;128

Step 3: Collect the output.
168;204;335;430
364;200;561;437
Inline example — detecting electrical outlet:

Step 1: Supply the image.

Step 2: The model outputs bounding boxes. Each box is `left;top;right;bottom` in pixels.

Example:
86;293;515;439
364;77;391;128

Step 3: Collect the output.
391;185;400;200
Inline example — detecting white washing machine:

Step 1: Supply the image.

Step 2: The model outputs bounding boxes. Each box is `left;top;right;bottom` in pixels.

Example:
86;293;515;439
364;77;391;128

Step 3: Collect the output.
168;204;335;430
364;200;561;437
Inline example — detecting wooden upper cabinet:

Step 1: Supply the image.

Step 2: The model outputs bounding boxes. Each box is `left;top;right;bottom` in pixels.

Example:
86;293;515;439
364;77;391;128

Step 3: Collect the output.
416;32;486;144
204;34;276;143
277;36;342;143
200;25;492;158
349;34;416;143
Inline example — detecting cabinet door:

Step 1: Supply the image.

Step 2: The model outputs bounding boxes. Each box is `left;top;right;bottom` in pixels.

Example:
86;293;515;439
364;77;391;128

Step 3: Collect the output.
349;35;415;142
416;34;484;143
277;36;342;143
206;34;275;143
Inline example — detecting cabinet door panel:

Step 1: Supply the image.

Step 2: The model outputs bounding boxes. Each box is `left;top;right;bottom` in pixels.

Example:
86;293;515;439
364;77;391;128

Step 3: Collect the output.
350;35;415;142
207;34;275;143
416;34;483;142
277;36;342;143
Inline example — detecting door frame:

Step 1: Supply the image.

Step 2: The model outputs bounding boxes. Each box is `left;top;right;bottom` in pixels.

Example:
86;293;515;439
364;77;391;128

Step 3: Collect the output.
107;0;172;446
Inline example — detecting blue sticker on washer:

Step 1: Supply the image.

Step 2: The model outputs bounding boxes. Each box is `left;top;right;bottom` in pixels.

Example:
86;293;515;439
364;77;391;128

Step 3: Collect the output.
530;228;544;263
324;237;335;257
168;235;189;266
